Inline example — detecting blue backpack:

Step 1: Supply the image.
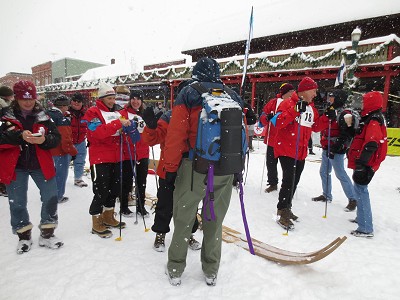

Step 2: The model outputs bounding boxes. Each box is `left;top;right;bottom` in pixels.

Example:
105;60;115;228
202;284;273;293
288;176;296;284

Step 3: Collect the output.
191;82;248;176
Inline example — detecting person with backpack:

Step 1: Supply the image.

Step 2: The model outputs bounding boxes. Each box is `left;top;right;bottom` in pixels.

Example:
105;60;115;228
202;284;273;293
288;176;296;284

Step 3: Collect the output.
83;82;128;238
69;92;88;188
348;91;387;238
47;94;78;203
311;89;357;211
274;77;328;231
142;106;201;253
259;83;295;193
0;80;63;253
163;57;244;286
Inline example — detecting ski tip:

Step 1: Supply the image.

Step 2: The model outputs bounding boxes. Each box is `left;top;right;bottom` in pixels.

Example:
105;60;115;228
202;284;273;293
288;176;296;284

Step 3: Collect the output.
115;237;122;241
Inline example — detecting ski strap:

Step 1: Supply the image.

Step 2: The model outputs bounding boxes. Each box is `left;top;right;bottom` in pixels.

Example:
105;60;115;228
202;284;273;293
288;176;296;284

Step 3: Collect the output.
202;164;216;222
239;180;255;255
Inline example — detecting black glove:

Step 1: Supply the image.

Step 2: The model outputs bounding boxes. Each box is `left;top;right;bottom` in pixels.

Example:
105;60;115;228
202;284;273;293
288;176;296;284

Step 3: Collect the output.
325;106;337;120
71;155;76;161
165;171;177;187
295;100;308;113
352;162;374;185
155;111;163;120
142;107;158;129
232;172;243;187
266;113;274;121
325;151;334;159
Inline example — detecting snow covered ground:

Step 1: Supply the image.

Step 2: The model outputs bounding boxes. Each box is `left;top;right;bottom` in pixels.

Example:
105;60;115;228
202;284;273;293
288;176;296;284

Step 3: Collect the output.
0;141;399;300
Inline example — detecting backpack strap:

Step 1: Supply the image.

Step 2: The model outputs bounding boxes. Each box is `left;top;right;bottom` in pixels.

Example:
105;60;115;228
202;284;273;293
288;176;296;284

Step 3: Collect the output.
190;82;209;95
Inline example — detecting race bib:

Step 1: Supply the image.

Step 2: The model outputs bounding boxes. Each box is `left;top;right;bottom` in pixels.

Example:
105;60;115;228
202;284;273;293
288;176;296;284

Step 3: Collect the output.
100;110;122;136
127;112;145;133
298;106;314;128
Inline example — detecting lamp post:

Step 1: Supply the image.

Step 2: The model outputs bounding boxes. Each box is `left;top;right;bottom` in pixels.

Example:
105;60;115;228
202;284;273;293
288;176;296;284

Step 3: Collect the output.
346;27;362;90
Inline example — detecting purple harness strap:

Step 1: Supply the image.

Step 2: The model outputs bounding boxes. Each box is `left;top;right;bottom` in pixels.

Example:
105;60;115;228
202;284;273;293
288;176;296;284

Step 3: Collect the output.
203;164;216;222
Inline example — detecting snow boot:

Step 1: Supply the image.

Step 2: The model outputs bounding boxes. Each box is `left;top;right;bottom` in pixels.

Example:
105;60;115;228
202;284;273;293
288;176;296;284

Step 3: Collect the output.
312;194;330;202
277;208;294;231
289;209;298;222
153;233;166;252
16;225;33;254
120;207;135;218
205;274;217;286
345;199;357;212
188;234;201;251
74;179;88;187
351;230;374;238
39;226;64;249
91;214;112;238
265;185;278;193
58;196;69;204
102;207;126;228
165;265;181;286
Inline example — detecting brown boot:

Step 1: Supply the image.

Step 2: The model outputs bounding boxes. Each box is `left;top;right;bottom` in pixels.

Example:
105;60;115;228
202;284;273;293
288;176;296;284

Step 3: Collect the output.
277;208;294;231
102;207;126;228
345;199;357;212
92;214;113;238
265;185;278;193
16;225;33;254
39;226;64;249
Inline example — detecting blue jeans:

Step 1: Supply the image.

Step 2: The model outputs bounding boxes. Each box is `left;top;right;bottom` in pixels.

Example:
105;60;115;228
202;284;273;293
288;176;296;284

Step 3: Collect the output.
320;150;356;201
6;169;58;234
73;140;87;180
53;155;71;200
354;183;373;233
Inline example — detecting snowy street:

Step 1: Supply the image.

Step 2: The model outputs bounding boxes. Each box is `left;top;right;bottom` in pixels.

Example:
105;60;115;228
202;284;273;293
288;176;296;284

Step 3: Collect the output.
0;142;399;300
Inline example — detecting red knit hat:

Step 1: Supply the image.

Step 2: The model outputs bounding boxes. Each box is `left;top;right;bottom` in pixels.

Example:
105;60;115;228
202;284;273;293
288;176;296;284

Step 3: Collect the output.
297;77;318;92
13;80;37;100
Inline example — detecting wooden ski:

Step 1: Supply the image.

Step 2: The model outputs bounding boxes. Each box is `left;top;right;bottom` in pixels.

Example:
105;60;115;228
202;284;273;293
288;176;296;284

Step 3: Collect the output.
222;225;347;265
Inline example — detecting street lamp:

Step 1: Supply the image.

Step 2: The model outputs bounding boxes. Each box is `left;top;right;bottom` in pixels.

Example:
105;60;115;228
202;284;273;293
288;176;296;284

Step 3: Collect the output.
346;27;362;90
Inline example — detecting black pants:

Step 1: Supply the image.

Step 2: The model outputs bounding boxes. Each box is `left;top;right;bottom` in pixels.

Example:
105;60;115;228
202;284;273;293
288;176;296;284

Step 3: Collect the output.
120;158;149;211
266;145;278;186
277;156;305;210
89;163;120;215
151;177;199;234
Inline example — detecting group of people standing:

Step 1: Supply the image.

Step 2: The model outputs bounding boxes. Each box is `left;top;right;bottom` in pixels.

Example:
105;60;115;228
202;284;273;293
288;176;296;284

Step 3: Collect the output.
0;56;389;287
260;77;388;237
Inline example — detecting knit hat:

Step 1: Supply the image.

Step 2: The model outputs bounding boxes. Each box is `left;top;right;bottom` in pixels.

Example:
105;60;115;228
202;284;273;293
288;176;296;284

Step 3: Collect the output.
130;89;144;100
13;80;37;100
53;94;70;106
71;92;84;102
279;83;295;96
115;85;130;95
0;86;14;97
297;77;318;92
329;89;348;109
98;82;116;99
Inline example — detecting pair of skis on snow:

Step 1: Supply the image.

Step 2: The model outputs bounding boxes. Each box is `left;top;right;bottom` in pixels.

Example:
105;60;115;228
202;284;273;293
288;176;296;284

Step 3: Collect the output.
142;193;346;265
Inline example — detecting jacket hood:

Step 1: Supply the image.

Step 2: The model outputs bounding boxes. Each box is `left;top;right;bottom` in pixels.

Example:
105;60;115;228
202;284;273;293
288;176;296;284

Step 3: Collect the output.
362;91;383;117
192;57;221;83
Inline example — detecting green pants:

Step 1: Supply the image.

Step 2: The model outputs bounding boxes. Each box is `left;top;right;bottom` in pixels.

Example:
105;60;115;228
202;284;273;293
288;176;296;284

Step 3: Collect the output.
167;159;233;277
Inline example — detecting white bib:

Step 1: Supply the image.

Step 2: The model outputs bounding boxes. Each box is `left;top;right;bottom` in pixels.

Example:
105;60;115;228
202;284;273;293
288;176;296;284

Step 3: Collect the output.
100;110;122;136
297;106;314;128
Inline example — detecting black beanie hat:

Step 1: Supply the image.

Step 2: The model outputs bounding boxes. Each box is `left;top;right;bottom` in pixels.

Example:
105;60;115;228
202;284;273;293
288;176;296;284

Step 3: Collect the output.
331;89;348;109
0;86;14;97
130;89;144;100
53;94;70;107
71;92;84;102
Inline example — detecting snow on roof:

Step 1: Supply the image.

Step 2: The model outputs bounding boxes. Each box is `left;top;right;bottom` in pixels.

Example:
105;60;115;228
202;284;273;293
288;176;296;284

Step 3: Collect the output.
183;0;400;51
78;63;137;82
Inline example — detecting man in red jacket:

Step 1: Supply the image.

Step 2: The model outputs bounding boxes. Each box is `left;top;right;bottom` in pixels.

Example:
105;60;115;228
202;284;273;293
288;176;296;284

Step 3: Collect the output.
274;77;328;230
259;83;295;193
347;91;387;238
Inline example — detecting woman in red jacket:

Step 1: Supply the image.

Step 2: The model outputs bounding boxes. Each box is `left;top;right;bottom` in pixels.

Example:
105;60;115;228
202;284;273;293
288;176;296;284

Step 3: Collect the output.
347;91;387;238
0;80;63;253
119;89;150;218
83;82;129;238
274;77;328;231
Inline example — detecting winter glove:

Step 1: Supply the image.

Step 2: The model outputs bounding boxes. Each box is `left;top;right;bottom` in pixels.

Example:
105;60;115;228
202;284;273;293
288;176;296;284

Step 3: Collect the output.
266;113;274;121
232;172;243;187
71;155;76;161
352;162;374;185
142;107;159;129
325;151;334;159
295;100;308;113
325;106;337;120
122;120;141;144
